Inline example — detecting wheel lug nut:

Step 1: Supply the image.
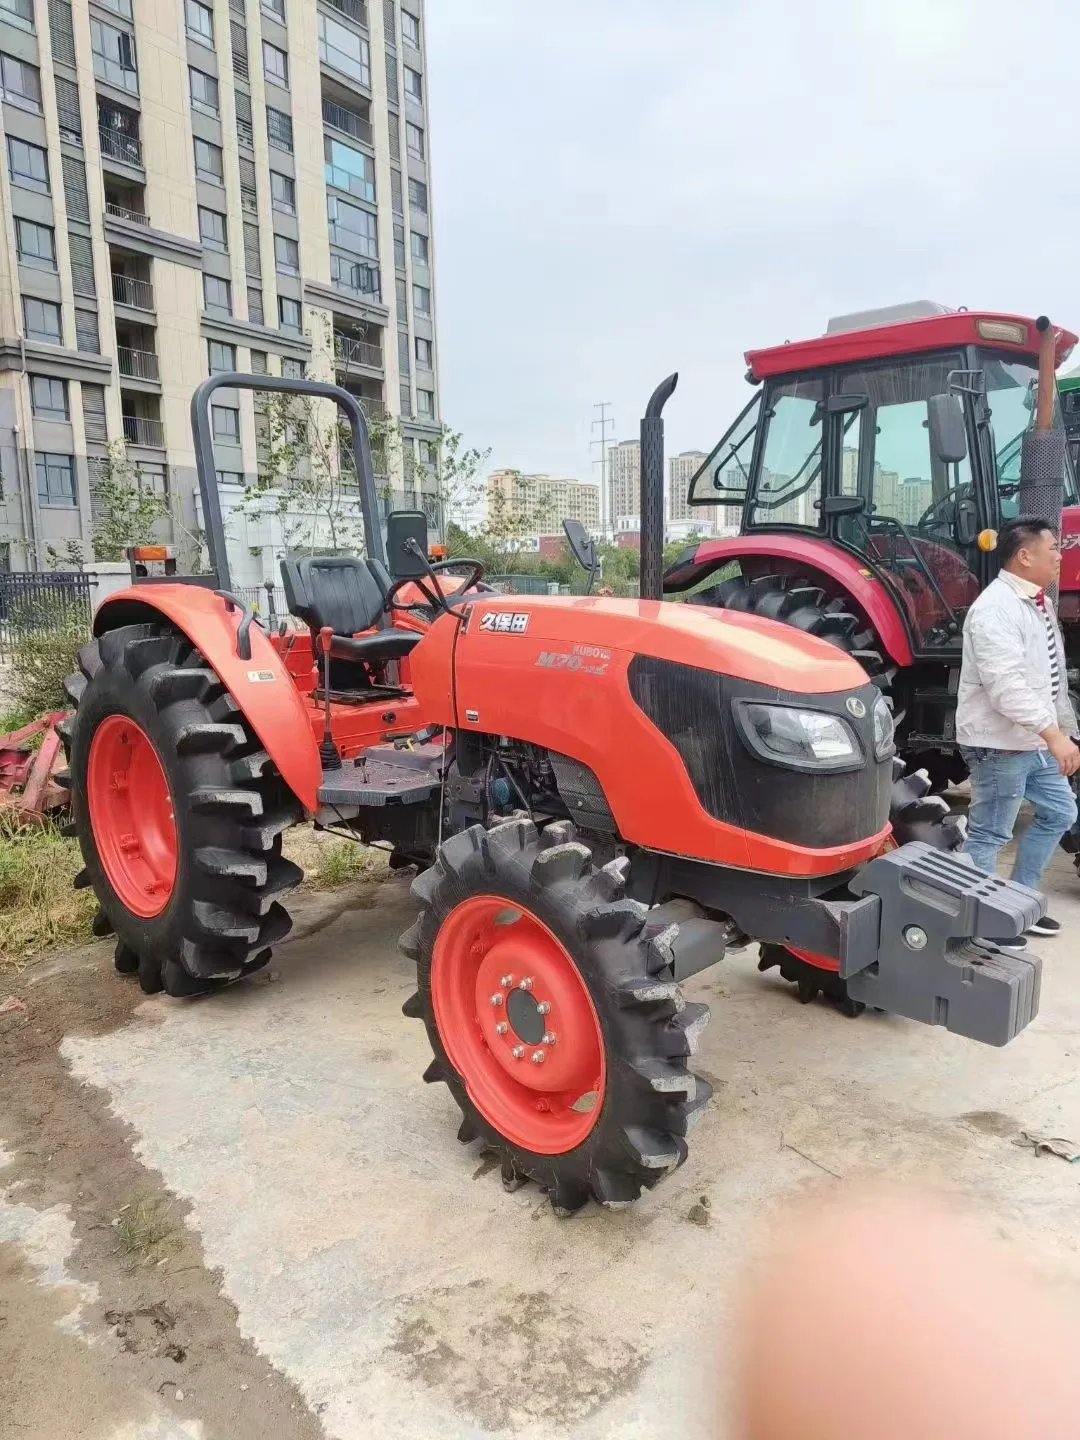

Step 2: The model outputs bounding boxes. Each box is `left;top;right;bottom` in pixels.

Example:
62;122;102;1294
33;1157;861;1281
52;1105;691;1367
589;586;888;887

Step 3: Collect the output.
536;1001;551;1014
495;1021;508;1035
542;1031;557;1046
489;992;504;1007
511;1045;525;1059
530;1050;545;1064
500;974;513;987
518;977;534;991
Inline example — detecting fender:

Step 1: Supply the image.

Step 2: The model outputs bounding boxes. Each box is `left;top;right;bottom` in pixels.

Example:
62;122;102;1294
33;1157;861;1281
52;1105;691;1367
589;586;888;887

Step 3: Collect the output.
94;586;321;813
664;534;914;667
1059;504;1080;623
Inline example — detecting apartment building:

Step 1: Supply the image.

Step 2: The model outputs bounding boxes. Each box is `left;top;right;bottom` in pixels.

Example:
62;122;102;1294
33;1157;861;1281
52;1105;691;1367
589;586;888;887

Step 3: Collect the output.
0;0;440;582
487;469;600;538
607;437;638;529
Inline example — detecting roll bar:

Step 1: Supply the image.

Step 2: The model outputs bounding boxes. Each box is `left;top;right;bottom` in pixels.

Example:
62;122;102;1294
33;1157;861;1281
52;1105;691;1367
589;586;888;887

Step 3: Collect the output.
190;373;386;593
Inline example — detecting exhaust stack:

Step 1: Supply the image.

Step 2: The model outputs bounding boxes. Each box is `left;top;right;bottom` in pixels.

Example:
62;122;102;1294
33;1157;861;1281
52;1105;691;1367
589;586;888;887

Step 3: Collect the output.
639;373;678;601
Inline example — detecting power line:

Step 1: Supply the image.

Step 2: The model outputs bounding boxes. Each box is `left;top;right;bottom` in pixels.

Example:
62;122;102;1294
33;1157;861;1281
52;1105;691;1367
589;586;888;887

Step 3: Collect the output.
590;402;615;533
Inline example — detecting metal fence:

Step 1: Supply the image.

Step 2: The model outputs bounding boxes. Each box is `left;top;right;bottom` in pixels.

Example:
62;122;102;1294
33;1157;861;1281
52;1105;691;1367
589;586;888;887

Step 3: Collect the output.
0;572;93;662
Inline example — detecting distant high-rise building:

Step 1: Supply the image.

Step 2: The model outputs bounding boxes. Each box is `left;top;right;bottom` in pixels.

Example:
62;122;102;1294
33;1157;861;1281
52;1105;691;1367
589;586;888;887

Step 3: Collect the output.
668;450;711;527
487;470;600;537
608;439;640;526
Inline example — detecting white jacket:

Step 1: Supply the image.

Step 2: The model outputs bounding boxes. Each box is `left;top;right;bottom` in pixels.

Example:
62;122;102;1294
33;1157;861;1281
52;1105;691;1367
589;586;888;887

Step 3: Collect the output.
956;572;1077;752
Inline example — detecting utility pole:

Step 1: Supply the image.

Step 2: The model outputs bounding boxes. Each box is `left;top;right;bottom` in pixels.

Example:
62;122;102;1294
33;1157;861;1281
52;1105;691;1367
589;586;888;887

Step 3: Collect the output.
591;402;615;535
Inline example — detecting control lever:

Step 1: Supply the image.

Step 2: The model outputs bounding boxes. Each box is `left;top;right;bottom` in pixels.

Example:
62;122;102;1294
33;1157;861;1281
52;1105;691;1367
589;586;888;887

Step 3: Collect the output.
317;625;342;771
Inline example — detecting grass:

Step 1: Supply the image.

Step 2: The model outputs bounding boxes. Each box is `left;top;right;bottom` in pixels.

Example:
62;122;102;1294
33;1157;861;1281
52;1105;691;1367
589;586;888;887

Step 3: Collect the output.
282;824;390;890
115;1197;181;1265
0;811;95;971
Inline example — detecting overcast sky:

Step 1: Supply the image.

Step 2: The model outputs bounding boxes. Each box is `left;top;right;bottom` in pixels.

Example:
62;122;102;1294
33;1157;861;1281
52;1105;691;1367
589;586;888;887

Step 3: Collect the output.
425;0;1080;487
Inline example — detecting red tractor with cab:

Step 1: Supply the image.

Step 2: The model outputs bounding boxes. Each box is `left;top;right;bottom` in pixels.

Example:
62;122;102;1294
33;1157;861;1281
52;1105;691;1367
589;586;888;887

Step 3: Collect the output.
60;370;1043;1215
664;303;1080;810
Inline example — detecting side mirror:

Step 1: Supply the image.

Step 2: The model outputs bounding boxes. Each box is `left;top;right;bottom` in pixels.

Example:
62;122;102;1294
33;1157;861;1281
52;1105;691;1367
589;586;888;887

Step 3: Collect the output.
820;494;867;516
562;518;598;593
927;393;968;464
385;509;429;578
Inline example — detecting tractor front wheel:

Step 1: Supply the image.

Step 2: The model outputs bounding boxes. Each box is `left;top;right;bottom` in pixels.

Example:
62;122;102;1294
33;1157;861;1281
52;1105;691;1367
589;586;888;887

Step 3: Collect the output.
61;622;304;997
401;818;711;1214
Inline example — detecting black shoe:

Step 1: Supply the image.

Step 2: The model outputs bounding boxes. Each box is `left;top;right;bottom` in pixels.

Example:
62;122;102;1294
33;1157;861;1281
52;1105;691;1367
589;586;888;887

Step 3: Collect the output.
1027;915;1061;937
973;934;1028;952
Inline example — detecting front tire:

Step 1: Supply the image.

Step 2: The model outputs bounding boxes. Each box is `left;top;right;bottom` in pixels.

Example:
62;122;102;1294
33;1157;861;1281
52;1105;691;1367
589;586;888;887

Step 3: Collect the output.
60;622;304;997
401;818;711;1214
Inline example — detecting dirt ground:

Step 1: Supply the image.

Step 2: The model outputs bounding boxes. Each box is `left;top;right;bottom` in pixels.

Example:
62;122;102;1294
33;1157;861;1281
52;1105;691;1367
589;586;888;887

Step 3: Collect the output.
3;830;1080;1439
0;884;378;1440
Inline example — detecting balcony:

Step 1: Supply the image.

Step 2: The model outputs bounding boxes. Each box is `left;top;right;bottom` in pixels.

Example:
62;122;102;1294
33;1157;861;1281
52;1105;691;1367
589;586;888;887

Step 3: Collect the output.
122;414;164;447
334;333;382;369
99;123;142;167
112;272;154;310
117;346;159;380
322;96;372;145
323;0;367;24
105;200;148;226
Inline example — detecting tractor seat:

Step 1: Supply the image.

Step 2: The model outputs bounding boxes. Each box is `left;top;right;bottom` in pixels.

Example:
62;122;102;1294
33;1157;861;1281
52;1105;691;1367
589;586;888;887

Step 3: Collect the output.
280;555;421;666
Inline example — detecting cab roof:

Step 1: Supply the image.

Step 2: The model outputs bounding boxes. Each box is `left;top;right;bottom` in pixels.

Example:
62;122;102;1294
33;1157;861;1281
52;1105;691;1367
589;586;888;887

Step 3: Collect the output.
746;307;1078;382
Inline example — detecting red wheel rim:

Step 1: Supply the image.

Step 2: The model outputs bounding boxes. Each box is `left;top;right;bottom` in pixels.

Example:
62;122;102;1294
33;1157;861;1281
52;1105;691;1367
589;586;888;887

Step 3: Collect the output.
86;714;177;918
430;895;606;1155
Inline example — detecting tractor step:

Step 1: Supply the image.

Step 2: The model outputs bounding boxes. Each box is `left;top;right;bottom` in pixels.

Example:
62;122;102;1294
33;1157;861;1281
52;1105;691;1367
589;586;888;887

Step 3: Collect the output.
316;740;445;808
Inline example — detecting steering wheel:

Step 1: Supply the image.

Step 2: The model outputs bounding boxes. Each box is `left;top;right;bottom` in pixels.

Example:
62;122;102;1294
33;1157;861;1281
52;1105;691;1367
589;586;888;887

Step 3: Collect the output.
914;488;967;535
384;557;486;614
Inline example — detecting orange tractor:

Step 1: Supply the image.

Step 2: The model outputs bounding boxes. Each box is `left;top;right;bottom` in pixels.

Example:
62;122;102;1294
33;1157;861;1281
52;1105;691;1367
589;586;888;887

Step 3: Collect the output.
61;373;1042;1214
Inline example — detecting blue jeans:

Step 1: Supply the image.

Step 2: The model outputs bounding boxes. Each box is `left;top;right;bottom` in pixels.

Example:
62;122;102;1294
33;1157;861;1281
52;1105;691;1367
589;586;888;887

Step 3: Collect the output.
960;746;1078;891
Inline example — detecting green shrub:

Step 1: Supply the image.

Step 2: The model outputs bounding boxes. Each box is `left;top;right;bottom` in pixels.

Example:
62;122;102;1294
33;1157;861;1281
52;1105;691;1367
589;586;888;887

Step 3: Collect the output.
7;606;87;717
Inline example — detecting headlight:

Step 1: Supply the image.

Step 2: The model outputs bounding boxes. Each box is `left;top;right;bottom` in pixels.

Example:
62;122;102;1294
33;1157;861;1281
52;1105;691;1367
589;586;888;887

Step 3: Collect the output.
736;702;862;772
872;692;895;760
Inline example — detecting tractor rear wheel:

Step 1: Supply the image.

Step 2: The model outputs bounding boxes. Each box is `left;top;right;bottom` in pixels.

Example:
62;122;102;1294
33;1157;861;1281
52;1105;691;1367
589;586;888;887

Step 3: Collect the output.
60;622;304;997
401;817;711;1215
757;759;965;1015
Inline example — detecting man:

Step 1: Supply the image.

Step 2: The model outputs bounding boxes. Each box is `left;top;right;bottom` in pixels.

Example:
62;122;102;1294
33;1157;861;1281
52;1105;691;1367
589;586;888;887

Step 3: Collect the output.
956;515;1079;938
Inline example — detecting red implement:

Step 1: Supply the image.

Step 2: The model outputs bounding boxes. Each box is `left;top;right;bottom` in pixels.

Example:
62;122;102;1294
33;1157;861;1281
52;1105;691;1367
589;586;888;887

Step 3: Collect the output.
0;711;70;824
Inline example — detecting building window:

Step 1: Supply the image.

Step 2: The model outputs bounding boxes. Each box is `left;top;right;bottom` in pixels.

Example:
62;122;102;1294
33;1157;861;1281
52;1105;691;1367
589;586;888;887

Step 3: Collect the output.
393;221;406;270
189;66;218;116
250;350;268;375
327;195;377;258
15;219;56;272
323;136;375;202
0;0;34;33
410;231;429;268
247;287;264;325
193;137;224;184
212;405;240;441
198;207;228;252
407;176;427;213
55;74;82;141
90;19;138;93
261;0;285;18
403;65;422;102
30;376;68;421
278;295;302;332
209;341;236;373
415;335;432;368
412;283;431;315
270;170;295;213
203;273;232;316
216;469;243;487
185;0;213;44
282;357;304;379
0;52;41;111
36;452;76;506
416;389;434;419
98;0;134;19
263;40;288;86
22;296;62;344
405;121;424;159
274;234;299;274
266;106;293;153
330;253;380;300
401;9;420;46
317;14;370;87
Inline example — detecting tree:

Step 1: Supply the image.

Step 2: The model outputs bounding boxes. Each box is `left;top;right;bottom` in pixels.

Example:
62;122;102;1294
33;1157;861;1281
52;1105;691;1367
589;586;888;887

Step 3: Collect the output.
481;471;556;558
89;441;170;562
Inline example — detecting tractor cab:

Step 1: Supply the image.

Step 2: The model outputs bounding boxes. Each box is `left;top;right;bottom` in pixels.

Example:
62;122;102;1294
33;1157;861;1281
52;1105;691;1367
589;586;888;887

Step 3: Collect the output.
685;304;1079;656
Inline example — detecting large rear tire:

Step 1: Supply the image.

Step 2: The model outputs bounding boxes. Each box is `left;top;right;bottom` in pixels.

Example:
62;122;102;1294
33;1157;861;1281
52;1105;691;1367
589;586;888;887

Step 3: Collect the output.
757;758;965;1015
401;817;711;1215
60;622;304;997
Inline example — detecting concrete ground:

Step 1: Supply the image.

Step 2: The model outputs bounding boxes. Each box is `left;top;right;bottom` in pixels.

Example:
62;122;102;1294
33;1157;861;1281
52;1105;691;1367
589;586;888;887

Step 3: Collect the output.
5;839;1080;1439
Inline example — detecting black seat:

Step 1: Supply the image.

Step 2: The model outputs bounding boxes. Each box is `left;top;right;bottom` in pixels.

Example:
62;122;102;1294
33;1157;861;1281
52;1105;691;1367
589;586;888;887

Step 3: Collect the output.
280;555;420;668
